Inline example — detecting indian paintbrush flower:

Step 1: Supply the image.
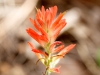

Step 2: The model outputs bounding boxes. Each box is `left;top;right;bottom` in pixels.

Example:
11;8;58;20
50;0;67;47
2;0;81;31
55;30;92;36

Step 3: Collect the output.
26;6;76;75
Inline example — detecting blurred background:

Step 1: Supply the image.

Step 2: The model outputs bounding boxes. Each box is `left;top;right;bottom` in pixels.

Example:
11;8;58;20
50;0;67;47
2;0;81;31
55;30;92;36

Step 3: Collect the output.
0;0;100;75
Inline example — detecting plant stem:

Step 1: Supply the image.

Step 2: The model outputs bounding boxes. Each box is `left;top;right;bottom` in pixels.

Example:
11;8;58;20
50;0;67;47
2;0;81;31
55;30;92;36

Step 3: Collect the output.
45;42;51;75
46;70;50;75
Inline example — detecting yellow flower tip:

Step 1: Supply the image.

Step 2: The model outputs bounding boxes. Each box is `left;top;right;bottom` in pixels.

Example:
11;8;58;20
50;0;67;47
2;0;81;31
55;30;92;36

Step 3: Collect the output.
35;6;38;11
62;10;67;15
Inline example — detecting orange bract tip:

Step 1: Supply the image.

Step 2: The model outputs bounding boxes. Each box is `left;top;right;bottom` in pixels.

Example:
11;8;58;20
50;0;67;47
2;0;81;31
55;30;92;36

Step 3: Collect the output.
28;42;35;49
58;44;76;56
50;66;61;73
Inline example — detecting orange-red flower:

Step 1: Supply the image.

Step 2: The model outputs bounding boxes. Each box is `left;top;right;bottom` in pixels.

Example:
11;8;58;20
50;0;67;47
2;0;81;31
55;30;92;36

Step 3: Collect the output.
26;6;76;74
26;6;67;47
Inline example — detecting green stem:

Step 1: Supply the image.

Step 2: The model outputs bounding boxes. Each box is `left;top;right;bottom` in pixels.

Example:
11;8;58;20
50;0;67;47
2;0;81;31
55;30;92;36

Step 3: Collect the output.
45;41;52;75
44;54;51;75
45;69;51;75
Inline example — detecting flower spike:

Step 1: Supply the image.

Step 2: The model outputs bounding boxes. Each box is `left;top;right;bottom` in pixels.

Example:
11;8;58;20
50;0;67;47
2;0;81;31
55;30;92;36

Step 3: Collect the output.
26;6;76;75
